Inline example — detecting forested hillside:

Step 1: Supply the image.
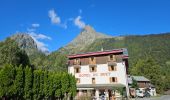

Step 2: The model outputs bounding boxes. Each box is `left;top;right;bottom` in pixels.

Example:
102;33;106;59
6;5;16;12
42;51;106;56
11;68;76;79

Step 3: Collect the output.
0;37;76;100
83;33;170;93
84;33;170;67
1;32;170;94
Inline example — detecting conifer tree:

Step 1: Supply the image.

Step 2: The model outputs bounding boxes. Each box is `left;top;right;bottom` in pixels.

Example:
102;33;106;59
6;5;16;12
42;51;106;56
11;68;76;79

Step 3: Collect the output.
43;70;49;99
24;66;33;99
33;70;40;99
14;65;24;99
0;64;15;99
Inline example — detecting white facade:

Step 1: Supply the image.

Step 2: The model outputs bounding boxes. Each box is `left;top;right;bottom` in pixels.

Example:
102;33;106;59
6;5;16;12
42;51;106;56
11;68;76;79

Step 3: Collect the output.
68;61;130;99
68;49;129;99
69;62;127;86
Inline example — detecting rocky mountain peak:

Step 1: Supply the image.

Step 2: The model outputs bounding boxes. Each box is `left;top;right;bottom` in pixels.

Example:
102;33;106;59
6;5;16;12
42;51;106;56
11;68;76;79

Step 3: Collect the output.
82;25;95;33
61;25;112;54
10;33;39;55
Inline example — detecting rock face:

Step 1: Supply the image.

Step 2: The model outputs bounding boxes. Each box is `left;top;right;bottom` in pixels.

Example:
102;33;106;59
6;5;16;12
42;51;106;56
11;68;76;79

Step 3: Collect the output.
10;33;38;55
60;25;112;54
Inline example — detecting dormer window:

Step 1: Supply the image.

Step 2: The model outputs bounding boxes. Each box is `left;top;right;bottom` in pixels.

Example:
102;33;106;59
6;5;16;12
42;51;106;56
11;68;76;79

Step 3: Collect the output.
109;55;116;61
91;57;94;61
89;57;96;64
110;55;113;60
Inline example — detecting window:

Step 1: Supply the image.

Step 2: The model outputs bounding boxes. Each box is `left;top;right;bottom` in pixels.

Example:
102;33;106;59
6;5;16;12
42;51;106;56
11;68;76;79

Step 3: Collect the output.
76;78;80;83
89;57;96;64
74;58;80;65
90;66;97;72
109;55;116;61
110;77;117;83
91;57;94;61
74;67;80;73
92;78;95;84
110;55;113;60
108;65;116;71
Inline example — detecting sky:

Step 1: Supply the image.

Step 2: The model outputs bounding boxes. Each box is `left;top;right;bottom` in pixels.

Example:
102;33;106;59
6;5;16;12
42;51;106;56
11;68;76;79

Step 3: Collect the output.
0;0;170;52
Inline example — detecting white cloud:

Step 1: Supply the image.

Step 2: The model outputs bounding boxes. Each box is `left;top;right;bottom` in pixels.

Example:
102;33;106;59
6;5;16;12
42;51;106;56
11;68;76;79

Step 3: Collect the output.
48;9;61;24
27;23;40;32
32;23;40;28
29;32;52;40
28;32;52;52
60;23;67;29
74;16;85;29
27;28;36;32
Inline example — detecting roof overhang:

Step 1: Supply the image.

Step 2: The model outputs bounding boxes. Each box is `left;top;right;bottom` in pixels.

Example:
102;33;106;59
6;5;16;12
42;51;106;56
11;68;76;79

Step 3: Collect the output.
68;49;124;59
77;83;126;89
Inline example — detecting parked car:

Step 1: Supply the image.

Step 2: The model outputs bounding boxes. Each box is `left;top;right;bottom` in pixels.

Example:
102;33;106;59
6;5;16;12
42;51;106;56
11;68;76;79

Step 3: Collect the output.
136;90;144;98
99;95;106;100
144;91;151;97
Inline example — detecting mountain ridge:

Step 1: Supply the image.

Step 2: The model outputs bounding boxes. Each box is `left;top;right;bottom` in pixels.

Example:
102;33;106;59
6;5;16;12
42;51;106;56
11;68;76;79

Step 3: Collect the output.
10;33;39;56
59;25;113;54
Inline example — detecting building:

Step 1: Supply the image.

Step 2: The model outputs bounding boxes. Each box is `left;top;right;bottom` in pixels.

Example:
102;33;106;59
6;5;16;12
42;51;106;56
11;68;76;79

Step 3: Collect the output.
128;76;156;97
68;49;130;99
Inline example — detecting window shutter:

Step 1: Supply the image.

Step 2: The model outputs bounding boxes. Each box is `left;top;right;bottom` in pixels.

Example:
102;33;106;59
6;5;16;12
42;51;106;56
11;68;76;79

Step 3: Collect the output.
74;68;76;73
95;66;97;72
114;66;117;71
115;77;118;82
108;56;110;61
113;55;116;61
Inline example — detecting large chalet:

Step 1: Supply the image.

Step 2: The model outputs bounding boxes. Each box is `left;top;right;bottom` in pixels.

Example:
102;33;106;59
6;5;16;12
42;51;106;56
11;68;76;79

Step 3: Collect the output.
68;49;129;100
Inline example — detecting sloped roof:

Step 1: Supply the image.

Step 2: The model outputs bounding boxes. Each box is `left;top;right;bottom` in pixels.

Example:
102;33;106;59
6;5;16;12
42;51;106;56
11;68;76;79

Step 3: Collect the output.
132;76;150;82
68;49;123;58
68;48;129;59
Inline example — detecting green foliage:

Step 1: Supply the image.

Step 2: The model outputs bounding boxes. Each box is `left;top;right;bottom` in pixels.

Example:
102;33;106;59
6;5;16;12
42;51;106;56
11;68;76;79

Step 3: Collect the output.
33;70;41;99
69;74;77;97
14;65;24;99
61;73;69;96
54;73;62;98
0;64;15;99
82;33;170;92
131;57;165;93
24;66;33;99
131;78;138;89
0;64;76;99
43;70;49;99
0;38;30;67
43;52;67;71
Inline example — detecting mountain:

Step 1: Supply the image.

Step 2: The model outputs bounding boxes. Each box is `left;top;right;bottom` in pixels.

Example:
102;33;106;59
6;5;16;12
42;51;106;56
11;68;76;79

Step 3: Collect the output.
10;33;38;56
59;25;112;54
83;33;170;67
57;25;170;69
1;27;170;92
10;33;47;67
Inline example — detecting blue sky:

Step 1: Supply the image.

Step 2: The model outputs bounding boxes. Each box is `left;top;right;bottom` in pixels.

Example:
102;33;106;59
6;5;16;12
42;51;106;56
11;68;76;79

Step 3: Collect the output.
0;0;170;52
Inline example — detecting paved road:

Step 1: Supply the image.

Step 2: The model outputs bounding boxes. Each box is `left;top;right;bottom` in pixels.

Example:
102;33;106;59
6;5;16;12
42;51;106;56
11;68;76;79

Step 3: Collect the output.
159;95;170;100
131;95;170;100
